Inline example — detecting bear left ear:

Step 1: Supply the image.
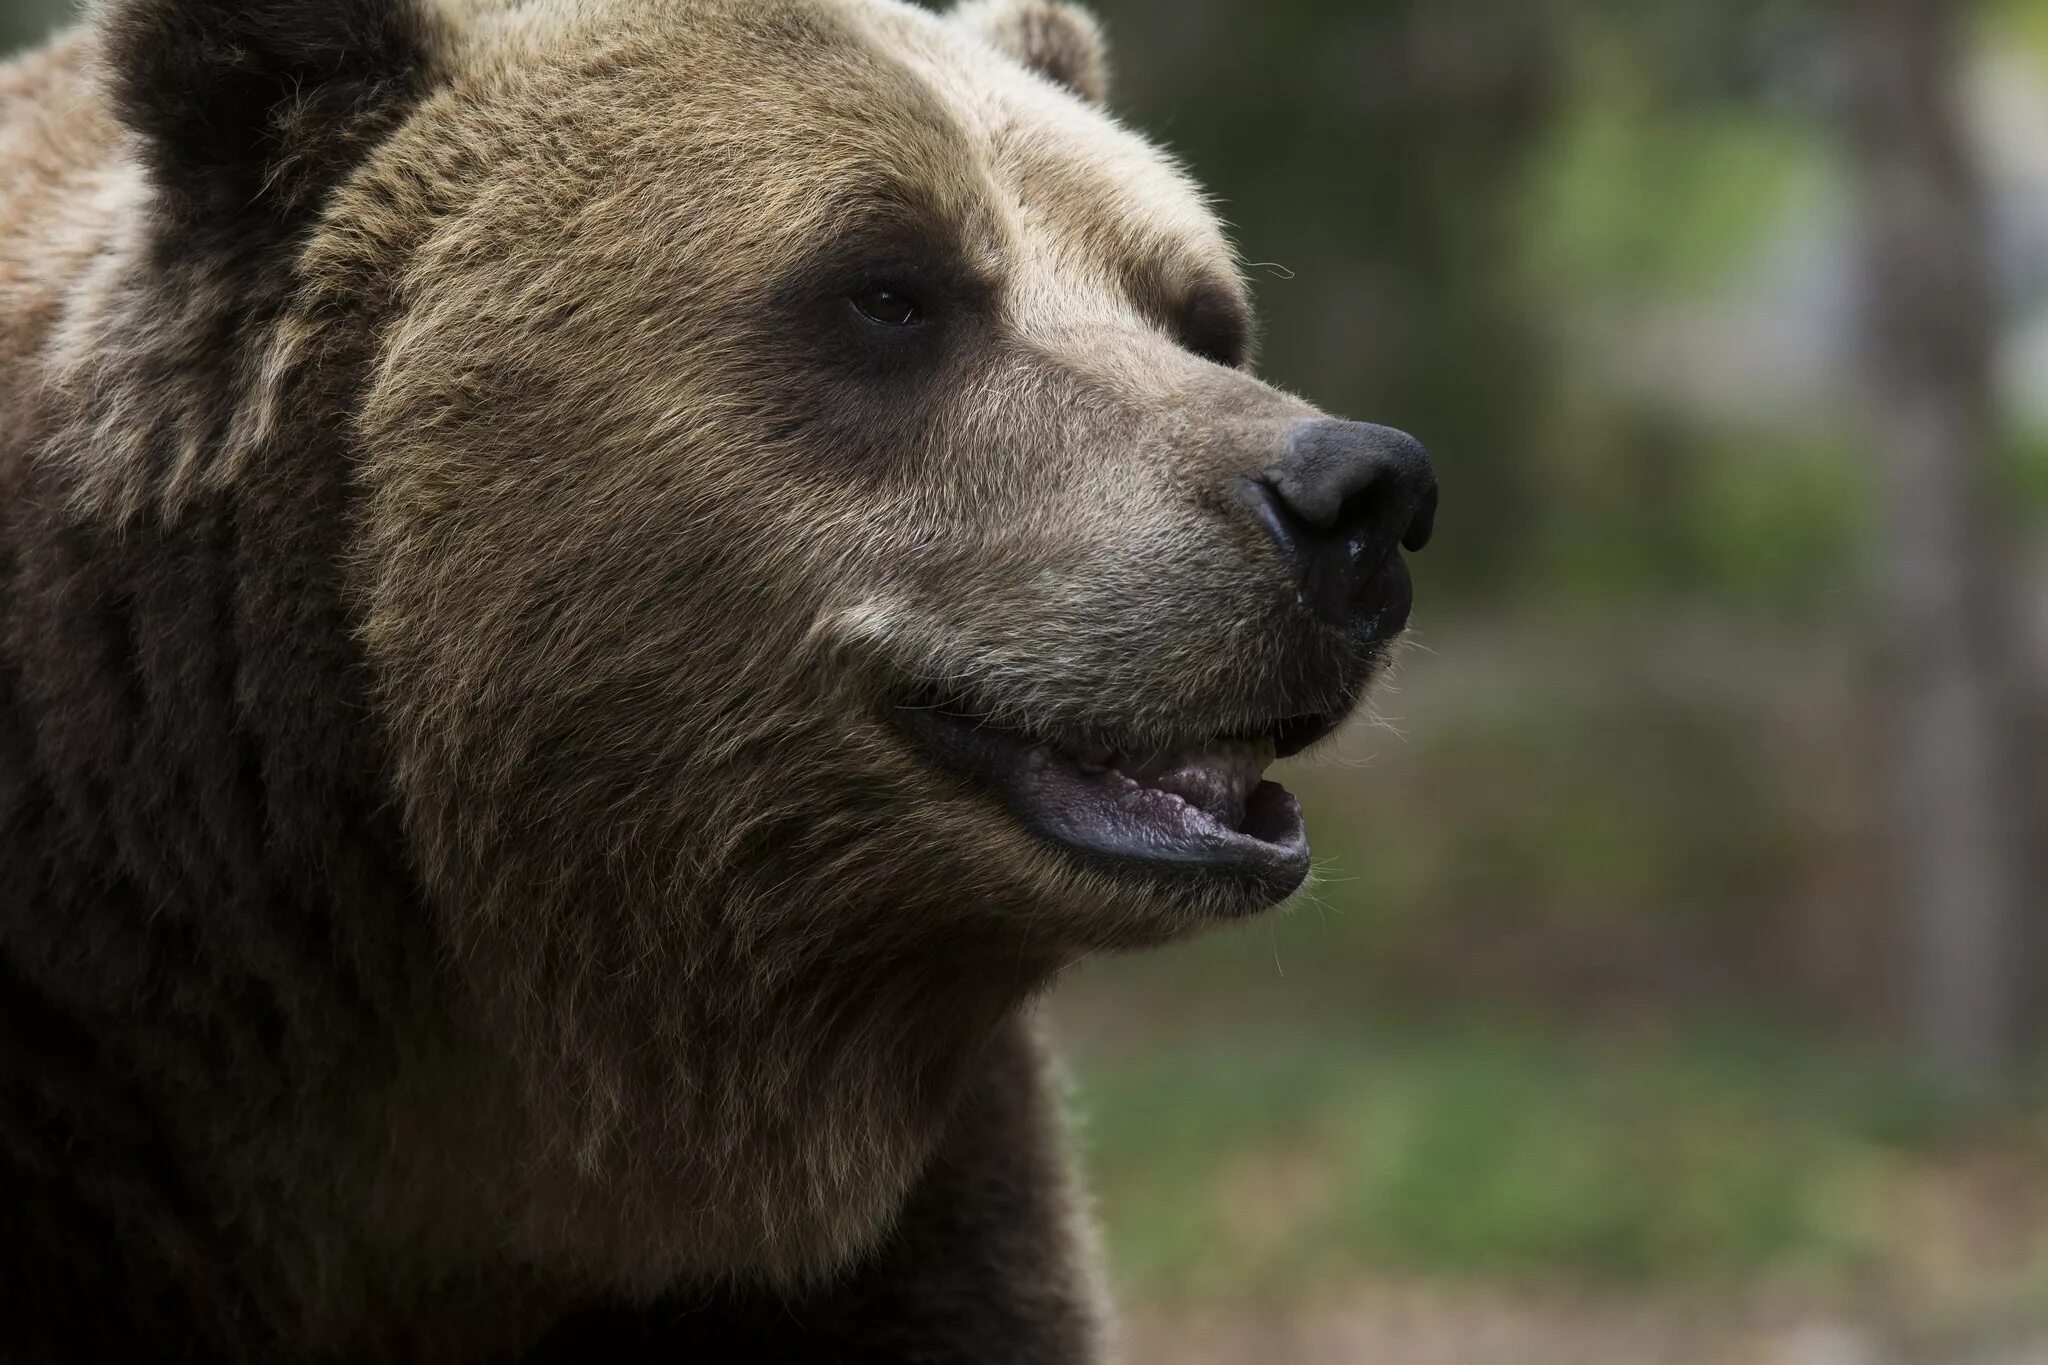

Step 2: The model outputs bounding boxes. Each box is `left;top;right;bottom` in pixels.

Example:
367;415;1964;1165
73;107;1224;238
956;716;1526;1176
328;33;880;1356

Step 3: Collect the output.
951;0;1110;106
102;0;440;221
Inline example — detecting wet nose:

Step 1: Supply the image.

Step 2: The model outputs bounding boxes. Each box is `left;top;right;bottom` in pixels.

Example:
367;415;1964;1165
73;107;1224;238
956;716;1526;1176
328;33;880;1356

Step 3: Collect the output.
1243;419;1438;627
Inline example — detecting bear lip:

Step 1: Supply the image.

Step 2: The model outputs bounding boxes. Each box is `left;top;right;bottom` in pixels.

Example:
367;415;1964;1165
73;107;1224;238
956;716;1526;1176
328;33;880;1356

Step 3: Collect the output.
891;697;1317;907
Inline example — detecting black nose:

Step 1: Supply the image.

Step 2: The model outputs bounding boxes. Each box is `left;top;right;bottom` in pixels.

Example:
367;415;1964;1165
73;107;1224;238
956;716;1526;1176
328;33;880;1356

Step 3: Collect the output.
1243;419;1438;628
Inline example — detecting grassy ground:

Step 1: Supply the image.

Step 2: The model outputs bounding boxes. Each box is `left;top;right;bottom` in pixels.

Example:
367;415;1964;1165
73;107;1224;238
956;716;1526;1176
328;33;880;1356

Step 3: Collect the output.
1053;1007;2048;1362
1116;1289;2048;1365
1059;1010;2048;1290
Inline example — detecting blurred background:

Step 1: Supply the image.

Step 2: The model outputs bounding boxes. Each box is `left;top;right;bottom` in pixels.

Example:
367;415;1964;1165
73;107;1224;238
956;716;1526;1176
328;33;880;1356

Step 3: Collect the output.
1053;2;2048;1360
5;0;2044;1360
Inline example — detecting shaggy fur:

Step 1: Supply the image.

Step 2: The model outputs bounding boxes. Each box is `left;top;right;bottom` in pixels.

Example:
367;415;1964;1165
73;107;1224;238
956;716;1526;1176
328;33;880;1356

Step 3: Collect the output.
0;0;1395;1359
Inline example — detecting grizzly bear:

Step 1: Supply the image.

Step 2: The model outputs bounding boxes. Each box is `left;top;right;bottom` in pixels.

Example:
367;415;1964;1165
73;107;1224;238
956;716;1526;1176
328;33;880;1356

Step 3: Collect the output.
0;0;1436;1359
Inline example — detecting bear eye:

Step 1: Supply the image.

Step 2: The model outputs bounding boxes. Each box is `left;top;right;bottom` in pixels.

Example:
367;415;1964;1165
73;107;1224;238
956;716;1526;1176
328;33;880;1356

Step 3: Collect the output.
850;283;924;328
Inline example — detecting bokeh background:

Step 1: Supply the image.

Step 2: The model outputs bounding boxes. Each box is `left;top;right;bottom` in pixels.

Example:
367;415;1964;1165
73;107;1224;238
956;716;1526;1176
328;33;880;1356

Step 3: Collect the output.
6;0;2045;1360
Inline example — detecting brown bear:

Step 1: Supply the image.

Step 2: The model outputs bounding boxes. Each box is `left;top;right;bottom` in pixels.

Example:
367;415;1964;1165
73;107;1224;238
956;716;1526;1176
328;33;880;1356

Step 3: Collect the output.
0;0;1436;1359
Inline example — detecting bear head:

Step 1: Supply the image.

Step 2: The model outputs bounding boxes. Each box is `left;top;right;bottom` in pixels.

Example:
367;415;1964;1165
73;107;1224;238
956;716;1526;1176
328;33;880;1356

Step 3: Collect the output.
87;0;1435;1290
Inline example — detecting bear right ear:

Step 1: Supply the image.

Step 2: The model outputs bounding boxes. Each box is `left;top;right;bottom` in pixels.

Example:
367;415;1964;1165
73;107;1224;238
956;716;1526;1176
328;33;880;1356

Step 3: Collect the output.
951;0;1110;106
102;0;439;221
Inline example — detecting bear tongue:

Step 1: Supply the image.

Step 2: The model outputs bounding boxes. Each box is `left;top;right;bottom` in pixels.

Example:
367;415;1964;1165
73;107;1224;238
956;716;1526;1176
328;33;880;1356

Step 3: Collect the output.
1118;744;1273;830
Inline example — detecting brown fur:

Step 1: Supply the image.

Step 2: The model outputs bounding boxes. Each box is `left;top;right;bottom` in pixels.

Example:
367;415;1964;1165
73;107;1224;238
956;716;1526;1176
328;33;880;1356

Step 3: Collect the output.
0;1;1389;1359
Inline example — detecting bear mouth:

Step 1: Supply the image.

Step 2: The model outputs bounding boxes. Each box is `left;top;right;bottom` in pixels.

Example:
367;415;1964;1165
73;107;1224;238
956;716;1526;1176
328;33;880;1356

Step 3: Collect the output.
892;694;1338;907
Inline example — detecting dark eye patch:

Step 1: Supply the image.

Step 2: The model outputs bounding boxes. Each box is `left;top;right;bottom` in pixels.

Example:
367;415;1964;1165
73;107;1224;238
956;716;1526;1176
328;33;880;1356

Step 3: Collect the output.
762;201;997;383
744;204;1002;476
1175;284;1255;369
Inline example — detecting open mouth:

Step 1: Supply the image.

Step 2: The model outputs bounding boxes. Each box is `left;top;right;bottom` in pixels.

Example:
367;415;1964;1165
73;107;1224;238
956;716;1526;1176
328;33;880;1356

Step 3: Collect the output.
892;695;1342;907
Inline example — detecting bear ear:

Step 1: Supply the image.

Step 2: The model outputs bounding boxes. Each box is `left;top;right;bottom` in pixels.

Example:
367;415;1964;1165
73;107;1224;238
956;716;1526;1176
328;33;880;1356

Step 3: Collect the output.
101;0;439;221
951;0;1110;106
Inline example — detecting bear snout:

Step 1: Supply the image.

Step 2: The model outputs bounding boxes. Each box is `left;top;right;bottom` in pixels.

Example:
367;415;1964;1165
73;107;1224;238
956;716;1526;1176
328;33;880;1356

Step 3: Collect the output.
1238;418;1439;633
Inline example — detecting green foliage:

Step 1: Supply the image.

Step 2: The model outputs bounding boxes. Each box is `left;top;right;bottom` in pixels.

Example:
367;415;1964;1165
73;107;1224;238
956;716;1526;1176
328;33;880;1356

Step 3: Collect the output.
2006;425;2048;518
1527;77;1823;293
1529;416;1874;612
1988;0;2048;75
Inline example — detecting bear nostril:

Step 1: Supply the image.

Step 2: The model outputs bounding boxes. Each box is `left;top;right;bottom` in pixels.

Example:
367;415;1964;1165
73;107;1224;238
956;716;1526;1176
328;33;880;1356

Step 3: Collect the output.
1243;419;1437;627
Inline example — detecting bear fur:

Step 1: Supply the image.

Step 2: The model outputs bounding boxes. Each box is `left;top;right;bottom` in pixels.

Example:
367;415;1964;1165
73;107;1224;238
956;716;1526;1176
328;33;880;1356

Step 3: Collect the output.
0;0;1414;1359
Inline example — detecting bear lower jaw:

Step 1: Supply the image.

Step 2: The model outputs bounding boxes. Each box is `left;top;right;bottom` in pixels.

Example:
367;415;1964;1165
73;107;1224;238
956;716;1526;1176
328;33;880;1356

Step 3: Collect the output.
891;699;1317;908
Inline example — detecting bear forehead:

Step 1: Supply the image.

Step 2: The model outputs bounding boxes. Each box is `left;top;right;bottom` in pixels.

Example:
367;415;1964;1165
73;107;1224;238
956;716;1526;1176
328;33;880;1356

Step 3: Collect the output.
414;0;1241;309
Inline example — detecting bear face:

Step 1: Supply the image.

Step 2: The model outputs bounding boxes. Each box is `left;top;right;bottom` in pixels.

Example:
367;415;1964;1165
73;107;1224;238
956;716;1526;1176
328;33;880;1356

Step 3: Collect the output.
5;0;1433;1323
351;0;1422;943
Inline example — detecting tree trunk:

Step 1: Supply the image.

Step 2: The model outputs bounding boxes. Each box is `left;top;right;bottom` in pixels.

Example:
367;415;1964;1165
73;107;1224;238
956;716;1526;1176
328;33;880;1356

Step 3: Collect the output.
1849;0;2037;1090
